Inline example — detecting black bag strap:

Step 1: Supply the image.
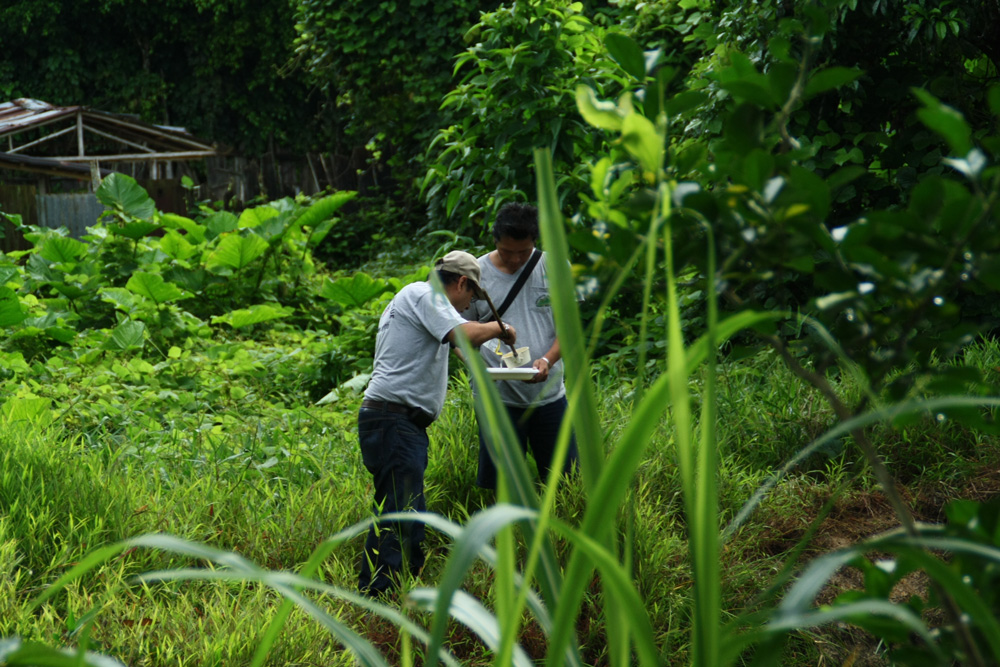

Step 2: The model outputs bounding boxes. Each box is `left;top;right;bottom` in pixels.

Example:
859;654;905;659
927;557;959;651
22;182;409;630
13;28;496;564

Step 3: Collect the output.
493;249;542;319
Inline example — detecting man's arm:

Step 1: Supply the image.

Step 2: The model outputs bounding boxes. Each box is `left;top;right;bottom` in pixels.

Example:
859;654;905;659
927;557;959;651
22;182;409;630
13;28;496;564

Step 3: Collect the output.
447;320;516;348
527;337;561;383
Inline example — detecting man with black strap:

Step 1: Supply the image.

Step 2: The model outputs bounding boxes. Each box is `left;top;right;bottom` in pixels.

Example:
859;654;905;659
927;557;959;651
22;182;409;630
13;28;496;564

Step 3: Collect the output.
463;202;579;491
358;250;516;598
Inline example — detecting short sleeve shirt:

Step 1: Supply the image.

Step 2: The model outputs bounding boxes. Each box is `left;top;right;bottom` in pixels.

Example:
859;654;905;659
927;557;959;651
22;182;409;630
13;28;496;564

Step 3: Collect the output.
364;281;465;418
463;251;565;407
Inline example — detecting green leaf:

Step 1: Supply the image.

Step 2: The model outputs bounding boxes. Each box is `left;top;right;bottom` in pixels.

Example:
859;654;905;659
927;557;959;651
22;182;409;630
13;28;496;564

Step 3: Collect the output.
320;273;391;308
99;287;138;314
125;272;190;305
206;234;270;271
604;32;646;80
803;67;863;99
295;191;356;230
239;205;281;229
576;85;623;132
160;213;207;244
913;88;973;155
718;80;777;109
203;211;240;240
96;173;156;220
111;220;161;240
39;237;87;263
0;398;53;427
663;90;708;118
621;112;663;175
0;265;18;285
159;230;199;260
103;320;146;351
211;304;294;329
0;287;27;327
307;218;339;248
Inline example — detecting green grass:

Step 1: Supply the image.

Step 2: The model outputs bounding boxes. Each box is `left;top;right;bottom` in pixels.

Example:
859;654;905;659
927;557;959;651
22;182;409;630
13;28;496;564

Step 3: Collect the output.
2;335;998;665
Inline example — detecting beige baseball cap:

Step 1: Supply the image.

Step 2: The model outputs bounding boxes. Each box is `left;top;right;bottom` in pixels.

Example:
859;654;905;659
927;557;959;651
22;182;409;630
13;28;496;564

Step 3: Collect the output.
435;250;486;298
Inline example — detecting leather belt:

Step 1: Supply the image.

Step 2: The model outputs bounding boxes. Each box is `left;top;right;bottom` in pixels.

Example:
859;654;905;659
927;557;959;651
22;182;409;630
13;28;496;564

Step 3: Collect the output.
360;399;434;429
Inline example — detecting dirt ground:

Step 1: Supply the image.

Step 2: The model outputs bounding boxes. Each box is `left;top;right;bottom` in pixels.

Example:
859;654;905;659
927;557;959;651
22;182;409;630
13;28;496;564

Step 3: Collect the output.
780;469;1000;665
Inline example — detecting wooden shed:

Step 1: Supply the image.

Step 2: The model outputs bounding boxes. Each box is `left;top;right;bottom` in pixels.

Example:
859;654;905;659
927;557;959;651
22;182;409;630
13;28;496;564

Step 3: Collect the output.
0;98;221;249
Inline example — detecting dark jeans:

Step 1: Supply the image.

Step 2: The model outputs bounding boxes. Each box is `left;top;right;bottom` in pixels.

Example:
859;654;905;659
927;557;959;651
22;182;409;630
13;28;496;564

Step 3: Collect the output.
476;395;579;490
357;406;429;597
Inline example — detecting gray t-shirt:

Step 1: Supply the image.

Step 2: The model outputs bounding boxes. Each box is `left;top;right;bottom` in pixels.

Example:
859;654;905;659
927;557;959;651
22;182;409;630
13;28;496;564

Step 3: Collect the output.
364;281;465;418
464;251;565;407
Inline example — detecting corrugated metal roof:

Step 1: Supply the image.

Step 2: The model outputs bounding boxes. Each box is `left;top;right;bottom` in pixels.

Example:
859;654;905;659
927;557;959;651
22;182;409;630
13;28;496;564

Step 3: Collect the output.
0;99;79;136
0;98;216;152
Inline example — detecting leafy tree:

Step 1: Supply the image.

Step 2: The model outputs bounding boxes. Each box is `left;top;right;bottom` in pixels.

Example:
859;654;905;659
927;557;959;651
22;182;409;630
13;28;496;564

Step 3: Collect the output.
291;0;492;185
0;0;326;155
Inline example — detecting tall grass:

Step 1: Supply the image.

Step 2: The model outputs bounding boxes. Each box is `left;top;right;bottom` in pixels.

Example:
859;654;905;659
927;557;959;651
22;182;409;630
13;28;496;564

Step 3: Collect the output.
5;149;1000;663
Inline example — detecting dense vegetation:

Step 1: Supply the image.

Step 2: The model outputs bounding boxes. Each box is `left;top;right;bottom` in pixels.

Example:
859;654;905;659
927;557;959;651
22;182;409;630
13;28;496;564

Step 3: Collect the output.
2;0;1000;665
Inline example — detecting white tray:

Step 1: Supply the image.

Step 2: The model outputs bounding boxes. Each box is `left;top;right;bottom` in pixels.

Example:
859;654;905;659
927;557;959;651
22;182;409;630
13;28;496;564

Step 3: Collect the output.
486;367;539;381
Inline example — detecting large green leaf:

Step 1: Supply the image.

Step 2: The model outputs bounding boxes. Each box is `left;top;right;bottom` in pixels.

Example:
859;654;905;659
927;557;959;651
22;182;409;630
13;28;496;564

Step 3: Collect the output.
1;397;53;427
39;237;87;264
252;214;293;244
913;87;973;155
125;272;190;305
96;173;156;220
803;66;863;100
238;205;281;229
103;320;146;350
0;287;27;327
160;213;207;244
0;265;19;285
203;211;239;240
604;32;646;81
99;287;138;314
295;192;356;230
576;85;623;132
211;304;294;329
110;220;162;240
206;234;270;271
621;111;664;175
159;230;199;260
319;273;391;308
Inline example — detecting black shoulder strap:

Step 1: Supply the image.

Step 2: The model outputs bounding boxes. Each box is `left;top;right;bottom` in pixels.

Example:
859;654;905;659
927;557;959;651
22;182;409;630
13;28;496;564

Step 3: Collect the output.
495;249;542;319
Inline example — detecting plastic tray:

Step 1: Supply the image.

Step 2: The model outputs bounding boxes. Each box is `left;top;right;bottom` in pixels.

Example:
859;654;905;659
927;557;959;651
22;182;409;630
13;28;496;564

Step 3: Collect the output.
486;367;540;381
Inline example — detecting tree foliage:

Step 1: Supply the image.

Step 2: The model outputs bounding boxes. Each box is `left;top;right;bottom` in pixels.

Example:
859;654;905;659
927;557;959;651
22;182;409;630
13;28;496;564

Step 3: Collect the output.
0;0;326;154
291;0;491;180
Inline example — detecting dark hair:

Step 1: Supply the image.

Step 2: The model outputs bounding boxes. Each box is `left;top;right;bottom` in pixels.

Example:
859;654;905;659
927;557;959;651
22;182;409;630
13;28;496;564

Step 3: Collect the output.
436;269;462;287
492;202;539;241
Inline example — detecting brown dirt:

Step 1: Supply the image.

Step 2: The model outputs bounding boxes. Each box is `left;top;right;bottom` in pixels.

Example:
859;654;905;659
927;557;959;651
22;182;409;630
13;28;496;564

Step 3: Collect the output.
782;469;1000;665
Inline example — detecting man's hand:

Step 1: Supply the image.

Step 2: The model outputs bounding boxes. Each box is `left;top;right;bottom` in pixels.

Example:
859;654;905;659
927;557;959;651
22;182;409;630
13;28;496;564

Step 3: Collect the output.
452;321;516;347
526;356;550;383
498;322;517;345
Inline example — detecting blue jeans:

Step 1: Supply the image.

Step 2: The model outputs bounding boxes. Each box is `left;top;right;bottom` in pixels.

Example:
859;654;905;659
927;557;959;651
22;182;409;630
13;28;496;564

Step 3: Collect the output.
476;395;579;490
357;407;428;597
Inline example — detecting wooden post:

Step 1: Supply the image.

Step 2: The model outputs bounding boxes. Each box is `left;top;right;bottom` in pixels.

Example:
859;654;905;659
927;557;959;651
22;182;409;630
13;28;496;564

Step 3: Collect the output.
77;112;85;156
90;161;102;191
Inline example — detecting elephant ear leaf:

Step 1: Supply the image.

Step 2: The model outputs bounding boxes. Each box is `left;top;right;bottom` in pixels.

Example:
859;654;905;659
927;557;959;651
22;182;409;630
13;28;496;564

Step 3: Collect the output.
39;237;87;264
97;173;156;220
0;287;27;327
125;272;190;305
103;320;146;351
1;397;53;427
206;235;270;271
211;303;294;329
319;272;391;308
111;220;162;240
295;191;356;231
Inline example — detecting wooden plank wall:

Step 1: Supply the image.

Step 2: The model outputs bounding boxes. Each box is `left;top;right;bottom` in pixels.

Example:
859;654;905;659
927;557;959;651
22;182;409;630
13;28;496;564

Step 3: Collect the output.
0;184;38;253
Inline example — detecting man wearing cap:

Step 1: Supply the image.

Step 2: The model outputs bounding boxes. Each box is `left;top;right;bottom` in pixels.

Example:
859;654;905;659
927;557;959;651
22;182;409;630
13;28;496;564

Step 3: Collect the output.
357;250;516;598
